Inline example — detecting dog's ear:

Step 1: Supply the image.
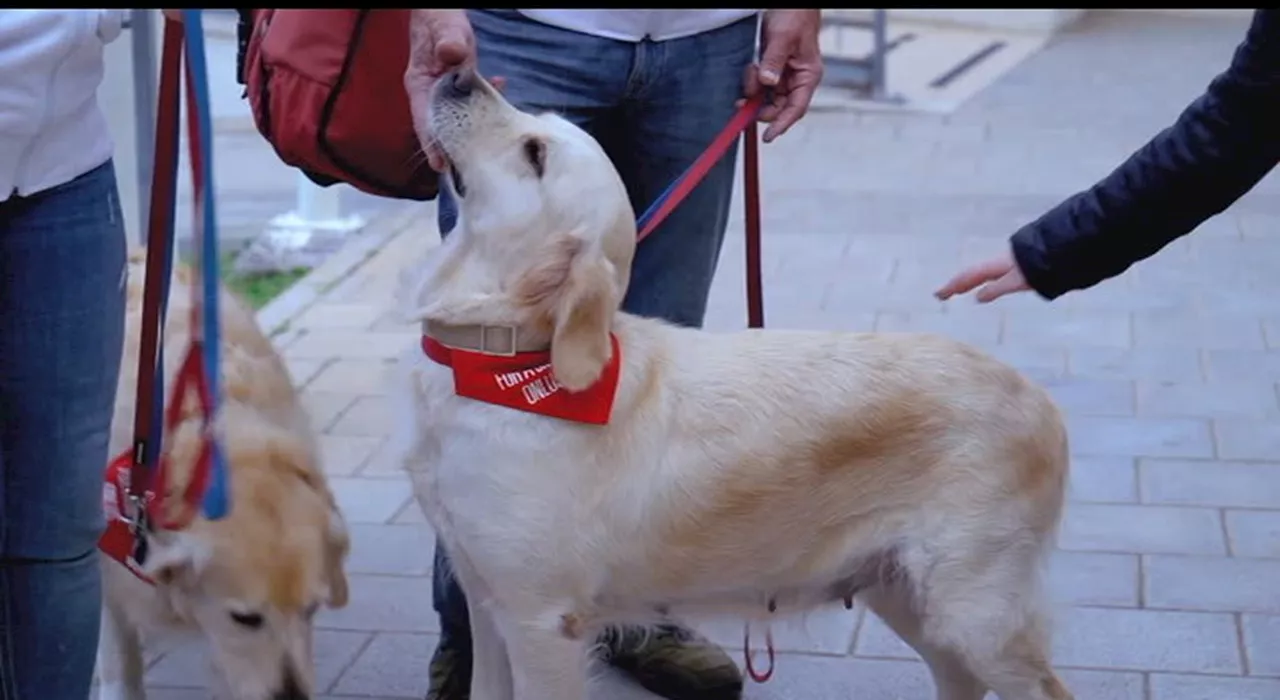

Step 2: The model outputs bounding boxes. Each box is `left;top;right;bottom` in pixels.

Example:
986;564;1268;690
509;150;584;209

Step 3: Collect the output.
516;231;618;391
322;507;351;608
143;530;213;587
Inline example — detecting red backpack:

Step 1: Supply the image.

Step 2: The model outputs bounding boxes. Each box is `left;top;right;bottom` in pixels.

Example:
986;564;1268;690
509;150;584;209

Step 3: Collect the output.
241;9;438;200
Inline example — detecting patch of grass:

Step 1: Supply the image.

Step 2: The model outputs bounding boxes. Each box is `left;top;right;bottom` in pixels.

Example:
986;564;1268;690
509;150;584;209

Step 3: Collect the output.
199;251;311;311
225;267;310;310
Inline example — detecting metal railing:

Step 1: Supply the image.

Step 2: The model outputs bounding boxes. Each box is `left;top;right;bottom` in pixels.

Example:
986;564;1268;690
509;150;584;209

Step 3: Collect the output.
820;9;891;101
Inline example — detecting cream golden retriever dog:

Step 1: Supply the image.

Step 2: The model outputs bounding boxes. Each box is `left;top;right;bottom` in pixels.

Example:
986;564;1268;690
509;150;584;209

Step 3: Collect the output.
393;67;1074;700
96;250;350;700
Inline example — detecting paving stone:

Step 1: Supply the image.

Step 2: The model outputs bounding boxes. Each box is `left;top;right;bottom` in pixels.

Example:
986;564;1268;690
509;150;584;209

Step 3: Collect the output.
358;439;409;479
982;344;1069;383
1133;311;1265;350
1069;347;1204;382
146;629;369;694
1058;503;1225;555
327;395;393;438
307;360;394;395
302;391;359;433
742;655;934;699
331;632;436;698
345;524;435;576
318;435;382;477
1055;669;1147;700
328;477;412;524
1067;416;1214;459
1054;607;1241;674
1214;419;1280;461
318;576;438;634
1145;555;1280;613
285;357;328;389
1137;380;1280;418
1242;614;1280;677
1226;510;1280;558
872;309;1002;347
295;302;383;331
1041;378;1135;416
1149;674;1280;700
1204;349;1280;382
1139;459;1280;509
1003;310;1132;349
392;500;430;525
285;330;418;361
1048;551;1140;608
1069;455;1138;503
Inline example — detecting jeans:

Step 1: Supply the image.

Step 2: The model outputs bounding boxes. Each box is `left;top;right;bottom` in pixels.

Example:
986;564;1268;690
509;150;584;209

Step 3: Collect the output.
432;9;758;645
0;160;127;699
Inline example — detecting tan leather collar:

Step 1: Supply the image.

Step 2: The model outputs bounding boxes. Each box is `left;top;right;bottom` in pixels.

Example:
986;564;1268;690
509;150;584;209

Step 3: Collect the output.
421;320;549;357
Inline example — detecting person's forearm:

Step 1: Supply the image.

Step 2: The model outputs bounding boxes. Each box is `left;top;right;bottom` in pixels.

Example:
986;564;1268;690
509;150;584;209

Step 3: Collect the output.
1012;10;1280;300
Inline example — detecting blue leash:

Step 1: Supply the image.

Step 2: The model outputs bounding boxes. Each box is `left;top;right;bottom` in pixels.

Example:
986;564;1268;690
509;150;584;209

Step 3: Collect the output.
182;9;229;520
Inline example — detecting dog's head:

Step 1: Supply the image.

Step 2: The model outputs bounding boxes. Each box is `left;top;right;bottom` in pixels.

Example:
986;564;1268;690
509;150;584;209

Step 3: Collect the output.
142;410;350;700
405;67;637;390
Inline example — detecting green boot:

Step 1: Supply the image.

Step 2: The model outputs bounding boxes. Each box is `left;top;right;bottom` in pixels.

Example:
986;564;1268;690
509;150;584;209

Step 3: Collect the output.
424;635;473;700
601;624;744;700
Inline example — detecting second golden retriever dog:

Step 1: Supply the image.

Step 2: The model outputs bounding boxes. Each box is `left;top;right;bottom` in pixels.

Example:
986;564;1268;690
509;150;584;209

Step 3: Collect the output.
393;66;1074;700
96;250;350;700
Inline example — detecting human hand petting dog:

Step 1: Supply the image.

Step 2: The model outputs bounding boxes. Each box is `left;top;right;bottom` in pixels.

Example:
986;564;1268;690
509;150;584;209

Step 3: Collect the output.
405;10;478;173
742;9;824;143
934;247;1033;303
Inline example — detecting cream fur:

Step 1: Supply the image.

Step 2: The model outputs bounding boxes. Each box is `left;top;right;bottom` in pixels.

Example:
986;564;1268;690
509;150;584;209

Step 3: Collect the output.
394;61;1074;700
95;249;350;700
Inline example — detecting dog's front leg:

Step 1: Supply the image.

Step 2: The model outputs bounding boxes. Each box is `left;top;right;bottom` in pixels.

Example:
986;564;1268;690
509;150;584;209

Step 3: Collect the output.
468;597;515;700
501;618;590;700
96;588;147;700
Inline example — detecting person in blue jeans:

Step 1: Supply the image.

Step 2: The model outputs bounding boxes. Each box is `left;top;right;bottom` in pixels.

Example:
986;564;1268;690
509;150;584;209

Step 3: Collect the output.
0;10;131;699
407;9;823;700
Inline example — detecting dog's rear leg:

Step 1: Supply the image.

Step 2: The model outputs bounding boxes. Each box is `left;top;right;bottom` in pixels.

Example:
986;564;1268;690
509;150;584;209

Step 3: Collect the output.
95;592;146;700
909;553;1074;700
861;584;987;700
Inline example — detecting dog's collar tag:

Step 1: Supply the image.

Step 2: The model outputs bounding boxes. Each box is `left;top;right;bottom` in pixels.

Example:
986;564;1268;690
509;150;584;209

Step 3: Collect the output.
98;451;156;585
420;333;622;425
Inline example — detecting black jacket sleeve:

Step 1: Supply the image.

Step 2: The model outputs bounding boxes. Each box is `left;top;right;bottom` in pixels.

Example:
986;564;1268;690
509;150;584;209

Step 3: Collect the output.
1011;9;1280;300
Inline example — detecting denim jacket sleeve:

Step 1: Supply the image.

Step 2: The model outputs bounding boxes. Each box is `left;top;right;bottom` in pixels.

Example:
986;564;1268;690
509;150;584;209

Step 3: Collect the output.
1010;9;1280;300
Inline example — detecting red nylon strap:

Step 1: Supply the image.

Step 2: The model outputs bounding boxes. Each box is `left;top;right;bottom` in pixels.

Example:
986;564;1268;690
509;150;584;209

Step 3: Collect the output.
743;121;764;330
129;20;185;498
634;94;765;330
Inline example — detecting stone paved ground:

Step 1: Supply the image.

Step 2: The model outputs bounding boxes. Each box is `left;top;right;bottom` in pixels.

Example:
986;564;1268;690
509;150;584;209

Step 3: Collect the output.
142;11;1280;699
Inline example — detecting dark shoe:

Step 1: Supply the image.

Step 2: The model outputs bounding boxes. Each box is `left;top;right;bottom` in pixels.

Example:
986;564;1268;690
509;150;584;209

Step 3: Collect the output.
424;635;473;700
601;624;743;700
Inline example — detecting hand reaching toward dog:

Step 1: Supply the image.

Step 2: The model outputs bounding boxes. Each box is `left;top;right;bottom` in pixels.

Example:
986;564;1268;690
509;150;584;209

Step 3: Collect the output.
934;248;1033;303
742;9;824;143
405;10;481;172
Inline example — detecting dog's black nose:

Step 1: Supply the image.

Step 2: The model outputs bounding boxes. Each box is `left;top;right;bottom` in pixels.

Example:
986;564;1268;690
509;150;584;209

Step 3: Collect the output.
444;68;475;99
272;667;308;700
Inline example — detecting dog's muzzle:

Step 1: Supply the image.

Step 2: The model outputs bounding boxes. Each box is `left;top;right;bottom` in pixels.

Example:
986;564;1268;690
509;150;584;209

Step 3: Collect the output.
440;67;476;101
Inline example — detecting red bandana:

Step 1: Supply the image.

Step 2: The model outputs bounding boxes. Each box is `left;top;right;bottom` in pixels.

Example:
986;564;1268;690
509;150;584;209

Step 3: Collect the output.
99;451;155;584
421;334;621;425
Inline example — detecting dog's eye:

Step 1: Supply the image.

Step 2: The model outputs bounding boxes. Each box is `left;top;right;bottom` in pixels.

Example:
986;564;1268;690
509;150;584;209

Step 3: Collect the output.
522;138;545;178
230;611;265;629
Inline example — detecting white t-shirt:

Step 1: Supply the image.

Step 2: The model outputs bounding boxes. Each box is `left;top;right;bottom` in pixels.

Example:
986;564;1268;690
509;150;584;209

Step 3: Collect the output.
517;10;759;43
0;10;127;202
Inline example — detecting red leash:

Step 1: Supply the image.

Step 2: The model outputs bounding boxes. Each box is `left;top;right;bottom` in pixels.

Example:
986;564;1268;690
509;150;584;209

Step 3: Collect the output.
632;93;775;682
634;94;765;329
99;17;223;582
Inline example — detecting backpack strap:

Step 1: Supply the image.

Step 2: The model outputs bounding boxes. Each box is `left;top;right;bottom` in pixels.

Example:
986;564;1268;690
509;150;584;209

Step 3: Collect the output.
235;8;254;85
